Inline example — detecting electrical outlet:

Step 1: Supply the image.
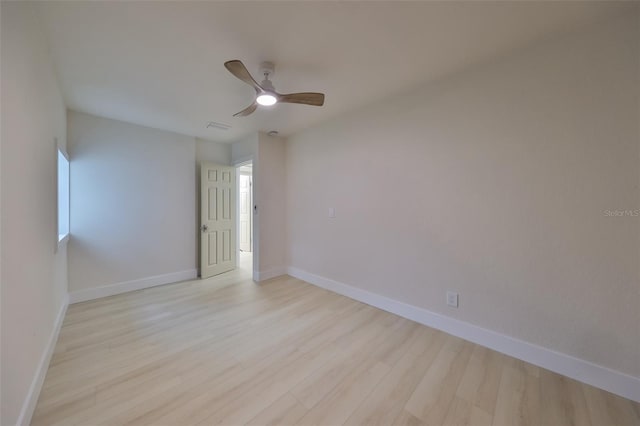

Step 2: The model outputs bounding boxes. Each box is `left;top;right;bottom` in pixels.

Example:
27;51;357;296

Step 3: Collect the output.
446;291;459;308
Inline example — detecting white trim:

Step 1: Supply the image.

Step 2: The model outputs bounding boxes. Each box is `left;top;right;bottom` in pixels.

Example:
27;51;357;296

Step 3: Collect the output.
256;266;286;282
235;163;253;272
16;294;69;426
57;233;69;252
286;266;640;402
69;269;197;304
231;155;257;281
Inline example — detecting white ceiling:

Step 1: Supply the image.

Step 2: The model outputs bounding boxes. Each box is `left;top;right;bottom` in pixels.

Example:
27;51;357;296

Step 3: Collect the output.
36;1;630;143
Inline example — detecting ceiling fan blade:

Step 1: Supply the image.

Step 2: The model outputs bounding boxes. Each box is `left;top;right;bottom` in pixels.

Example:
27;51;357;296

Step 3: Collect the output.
224;60;262;93
278;92;325;106
233;102;258;117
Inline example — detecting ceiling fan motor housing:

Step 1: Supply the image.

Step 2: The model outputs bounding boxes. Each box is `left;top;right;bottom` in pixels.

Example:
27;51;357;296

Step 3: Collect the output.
259;61;276;92
260;78;275;92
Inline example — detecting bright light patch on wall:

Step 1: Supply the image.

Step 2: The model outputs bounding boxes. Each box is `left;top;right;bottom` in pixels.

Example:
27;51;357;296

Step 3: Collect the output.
58;149;70;241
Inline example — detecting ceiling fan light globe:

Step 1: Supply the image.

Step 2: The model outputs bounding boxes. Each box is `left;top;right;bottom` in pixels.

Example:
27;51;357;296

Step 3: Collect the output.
256;93;277;106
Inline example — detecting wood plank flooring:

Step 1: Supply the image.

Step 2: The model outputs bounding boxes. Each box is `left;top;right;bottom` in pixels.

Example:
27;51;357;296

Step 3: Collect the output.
33;262;640;425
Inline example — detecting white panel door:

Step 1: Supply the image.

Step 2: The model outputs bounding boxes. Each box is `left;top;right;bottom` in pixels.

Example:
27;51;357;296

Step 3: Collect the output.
239;173;252;252
201;163;236;278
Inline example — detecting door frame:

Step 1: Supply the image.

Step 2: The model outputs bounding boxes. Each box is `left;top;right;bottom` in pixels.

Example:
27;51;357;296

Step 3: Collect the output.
238;170;253;253
234;158;258;281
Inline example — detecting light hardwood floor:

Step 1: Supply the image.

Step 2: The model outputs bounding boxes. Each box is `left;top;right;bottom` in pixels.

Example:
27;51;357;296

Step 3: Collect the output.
33;260;639;425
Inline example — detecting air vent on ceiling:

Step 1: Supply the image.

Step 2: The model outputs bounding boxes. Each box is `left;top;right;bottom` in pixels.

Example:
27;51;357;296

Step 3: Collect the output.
206;121;231;131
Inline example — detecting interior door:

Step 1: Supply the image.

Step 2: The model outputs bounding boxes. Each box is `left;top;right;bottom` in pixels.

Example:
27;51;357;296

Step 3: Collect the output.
201;163;236;278
238;173;252;252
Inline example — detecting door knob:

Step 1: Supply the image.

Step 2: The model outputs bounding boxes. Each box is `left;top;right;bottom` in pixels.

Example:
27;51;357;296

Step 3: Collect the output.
201;224;208;232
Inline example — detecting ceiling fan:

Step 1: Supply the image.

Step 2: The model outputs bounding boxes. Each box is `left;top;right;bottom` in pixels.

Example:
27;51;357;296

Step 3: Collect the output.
224;60;325;117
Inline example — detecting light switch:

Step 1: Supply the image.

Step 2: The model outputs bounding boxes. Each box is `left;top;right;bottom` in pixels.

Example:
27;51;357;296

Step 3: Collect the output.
328;207;336;218
446;291;459;308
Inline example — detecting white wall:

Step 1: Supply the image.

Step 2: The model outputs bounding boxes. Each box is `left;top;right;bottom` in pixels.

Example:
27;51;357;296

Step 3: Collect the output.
286;13;640;379
1;2;69;424
67;111;196;293
257;133;287;278
231;133;259;165
196;138;231;166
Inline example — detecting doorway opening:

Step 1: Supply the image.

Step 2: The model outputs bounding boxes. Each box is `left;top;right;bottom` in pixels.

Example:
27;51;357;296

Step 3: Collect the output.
237;162;253;274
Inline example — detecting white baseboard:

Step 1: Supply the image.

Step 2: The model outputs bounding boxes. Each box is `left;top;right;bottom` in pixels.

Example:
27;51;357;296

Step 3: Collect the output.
287;266;640;402
69;269;198;304
16;294;69;426
255;266;287;282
